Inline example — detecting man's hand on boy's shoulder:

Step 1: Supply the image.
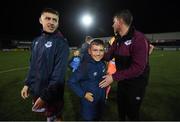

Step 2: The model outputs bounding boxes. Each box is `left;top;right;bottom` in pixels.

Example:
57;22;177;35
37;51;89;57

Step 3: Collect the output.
99;74;113;88
84;92;94;102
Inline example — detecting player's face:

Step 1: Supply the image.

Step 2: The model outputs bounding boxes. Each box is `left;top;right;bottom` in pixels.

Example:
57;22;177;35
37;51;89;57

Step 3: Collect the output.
39;12;59;33
112;17;121;35
88;44;104;61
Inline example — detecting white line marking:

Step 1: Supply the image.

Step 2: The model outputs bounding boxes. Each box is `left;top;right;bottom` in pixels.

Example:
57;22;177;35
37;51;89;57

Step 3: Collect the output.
151;54;164;57
0;66;29;74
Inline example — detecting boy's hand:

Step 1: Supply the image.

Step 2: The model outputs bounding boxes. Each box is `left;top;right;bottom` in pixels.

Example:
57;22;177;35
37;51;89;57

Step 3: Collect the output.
21;85;29;99
84;92;94;102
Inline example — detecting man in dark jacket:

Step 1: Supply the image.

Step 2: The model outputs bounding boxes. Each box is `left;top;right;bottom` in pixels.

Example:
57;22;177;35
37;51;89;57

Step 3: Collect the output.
99;9;150;120
21;8;69;121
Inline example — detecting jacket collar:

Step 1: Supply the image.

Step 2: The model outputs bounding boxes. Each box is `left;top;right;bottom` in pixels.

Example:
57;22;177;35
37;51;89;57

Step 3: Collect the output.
88;55;103;64
42;29;57;35
115;26;135;44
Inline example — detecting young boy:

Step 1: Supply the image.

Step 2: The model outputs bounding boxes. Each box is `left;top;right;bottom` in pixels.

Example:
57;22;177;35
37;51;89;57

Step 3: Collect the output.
67;39;106;120
69;49;81;72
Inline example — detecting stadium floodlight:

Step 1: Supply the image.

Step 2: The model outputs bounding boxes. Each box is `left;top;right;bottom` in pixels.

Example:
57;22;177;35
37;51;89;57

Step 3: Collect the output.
81;13;93;28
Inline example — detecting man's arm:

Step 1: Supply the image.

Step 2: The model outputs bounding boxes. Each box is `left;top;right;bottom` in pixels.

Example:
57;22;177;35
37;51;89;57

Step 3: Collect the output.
100;35;149;88
112;36;149;81
21;40;36;99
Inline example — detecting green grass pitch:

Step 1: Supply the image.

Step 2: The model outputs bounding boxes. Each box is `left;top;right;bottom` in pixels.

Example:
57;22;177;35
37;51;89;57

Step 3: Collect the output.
0;50;180;120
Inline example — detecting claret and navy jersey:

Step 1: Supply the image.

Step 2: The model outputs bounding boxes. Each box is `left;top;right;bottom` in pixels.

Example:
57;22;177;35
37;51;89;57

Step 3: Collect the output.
104;27;150;87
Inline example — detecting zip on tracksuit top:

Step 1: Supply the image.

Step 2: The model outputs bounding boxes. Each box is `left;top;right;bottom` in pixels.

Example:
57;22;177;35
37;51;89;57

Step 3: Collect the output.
25;31;69;103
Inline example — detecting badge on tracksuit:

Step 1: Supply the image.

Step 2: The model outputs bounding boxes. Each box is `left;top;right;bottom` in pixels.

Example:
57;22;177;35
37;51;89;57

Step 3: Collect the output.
124;40;132;45
45;41;52;48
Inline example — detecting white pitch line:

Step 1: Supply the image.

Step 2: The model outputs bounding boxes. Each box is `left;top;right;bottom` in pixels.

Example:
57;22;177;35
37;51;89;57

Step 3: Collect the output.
0;66;29;74
151;54;164;57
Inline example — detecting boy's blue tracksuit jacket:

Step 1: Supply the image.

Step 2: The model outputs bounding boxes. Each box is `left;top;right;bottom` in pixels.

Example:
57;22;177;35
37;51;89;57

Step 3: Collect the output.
68;56;106;120
25;31;69;103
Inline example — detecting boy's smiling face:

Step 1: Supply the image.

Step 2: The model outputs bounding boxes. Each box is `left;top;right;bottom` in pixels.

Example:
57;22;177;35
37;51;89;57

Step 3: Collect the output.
88;44;104;61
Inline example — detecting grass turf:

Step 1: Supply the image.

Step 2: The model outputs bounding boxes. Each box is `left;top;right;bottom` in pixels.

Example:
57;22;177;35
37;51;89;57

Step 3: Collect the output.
0;50;180;120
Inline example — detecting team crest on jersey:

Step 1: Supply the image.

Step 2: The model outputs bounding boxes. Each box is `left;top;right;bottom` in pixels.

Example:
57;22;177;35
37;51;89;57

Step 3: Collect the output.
45;41;52;48
124;40;132;45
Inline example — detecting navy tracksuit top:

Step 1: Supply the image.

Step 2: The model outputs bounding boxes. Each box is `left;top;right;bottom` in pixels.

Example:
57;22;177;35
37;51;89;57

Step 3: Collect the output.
25;31;69;103
68;56;106;100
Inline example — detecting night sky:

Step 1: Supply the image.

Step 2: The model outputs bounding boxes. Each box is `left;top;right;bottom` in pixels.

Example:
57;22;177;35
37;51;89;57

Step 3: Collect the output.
1;0;180;46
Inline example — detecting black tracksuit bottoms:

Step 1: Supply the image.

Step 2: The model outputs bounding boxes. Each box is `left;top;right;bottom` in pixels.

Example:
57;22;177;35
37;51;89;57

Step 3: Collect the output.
117;82;146;121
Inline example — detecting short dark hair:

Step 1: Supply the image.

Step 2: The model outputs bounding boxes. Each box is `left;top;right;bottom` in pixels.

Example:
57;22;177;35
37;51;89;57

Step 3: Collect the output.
114;9;133;26
89;39;104;48
41;8;59;17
